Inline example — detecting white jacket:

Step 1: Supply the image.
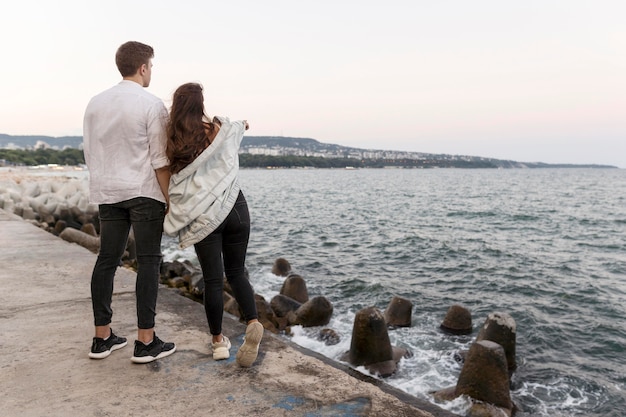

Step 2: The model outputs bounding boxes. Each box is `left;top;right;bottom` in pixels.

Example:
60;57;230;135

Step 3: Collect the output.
163;116;246;248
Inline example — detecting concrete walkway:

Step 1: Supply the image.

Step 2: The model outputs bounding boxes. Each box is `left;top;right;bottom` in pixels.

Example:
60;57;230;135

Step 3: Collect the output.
0;208;456;417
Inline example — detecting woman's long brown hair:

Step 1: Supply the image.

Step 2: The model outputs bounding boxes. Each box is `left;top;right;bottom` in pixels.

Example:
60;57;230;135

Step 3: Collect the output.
166;83;217;174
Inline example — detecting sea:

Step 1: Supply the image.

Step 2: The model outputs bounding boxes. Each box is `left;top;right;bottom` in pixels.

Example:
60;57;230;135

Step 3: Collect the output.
160;167;626;417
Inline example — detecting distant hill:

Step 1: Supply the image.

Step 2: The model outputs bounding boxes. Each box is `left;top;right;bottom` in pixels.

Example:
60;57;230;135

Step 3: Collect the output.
241;136;347;153
0;134;82;150
0;133;617;169
240;136;617;169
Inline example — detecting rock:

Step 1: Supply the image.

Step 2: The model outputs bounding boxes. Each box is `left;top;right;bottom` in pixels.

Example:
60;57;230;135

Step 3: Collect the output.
30;195;55;225
188;271;204;299
13;204;23;217
431;386;456;403
86;203;99;217
286;310;298;325
318;328;341;345
57;206;82;229
39;211;56;226
56;182;81;202
3;199;14;213
440;304;473;335
161;260;197;279
455;340;512;410
432;340;514;416
340;307;398;377
224;293;279;334
476;312;516;370
52;220;67;236
280;273;309;303
276;317;291;334
81;223;98;237
271;257;292;276
384;296;413;328
22;181;40;198
270;294;302;318
254;294;280;334
59;227;100;253
166;277;187;288
293;296;333;327
453;350;468;365
21;206;37;221
4;188;21;205
468;402;513;417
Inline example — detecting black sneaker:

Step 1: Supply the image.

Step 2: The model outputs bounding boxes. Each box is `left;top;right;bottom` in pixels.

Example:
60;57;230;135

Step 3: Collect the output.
130;334;176;364
88;330;128;359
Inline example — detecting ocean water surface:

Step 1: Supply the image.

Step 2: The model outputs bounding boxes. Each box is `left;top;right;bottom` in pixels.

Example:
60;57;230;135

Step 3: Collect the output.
162;168;626;417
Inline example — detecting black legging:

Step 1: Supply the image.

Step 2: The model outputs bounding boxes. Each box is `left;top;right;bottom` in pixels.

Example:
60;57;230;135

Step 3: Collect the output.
193;191;258;335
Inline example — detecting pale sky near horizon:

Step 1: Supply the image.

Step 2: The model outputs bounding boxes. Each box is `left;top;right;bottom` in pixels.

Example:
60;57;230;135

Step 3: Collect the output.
1;1;625;167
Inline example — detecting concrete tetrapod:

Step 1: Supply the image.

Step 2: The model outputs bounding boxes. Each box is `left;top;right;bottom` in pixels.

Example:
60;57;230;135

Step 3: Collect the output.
476;311;517;371
433;339;515;417
383;296;413;328
440;304;473;335
271;257;292;277
279;273;309;303
341;307;408;378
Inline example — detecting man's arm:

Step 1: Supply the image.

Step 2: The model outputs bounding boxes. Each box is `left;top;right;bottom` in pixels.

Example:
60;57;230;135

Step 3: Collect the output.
155;166;171;213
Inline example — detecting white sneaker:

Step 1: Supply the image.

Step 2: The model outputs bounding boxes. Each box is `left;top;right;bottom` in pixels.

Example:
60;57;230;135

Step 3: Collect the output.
236;322;264;367
211;335;231;360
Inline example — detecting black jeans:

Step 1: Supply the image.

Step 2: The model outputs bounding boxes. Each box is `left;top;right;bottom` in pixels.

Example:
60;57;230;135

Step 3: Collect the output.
194;191;258;335
91;197;165;329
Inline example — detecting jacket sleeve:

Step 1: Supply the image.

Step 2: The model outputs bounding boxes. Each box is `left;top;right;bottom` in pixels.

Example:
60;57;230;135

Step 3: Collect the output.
216;116;246;149
163;182;186;236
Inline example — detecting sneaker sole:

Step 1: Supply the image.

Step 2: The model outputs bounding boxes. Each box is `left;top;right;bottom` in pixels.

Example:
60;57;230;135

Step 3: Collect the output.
88;341;128;359
131;345;176;364
236;324;264;367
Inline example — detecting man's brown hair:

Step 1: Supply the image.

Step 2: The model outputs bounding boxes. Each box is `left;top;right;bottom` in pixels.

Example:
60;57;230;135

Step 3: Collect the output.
115;41;154;77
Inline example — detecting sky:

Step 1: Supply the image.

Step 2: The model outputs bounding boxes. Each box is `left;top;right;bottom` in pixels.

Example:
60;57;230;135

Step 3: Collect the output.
1;1;625;167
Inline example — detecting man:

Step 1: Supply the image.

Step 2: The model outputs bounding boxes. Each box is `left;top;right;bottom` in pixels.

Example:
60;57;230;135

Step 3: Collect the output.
83;41;175;363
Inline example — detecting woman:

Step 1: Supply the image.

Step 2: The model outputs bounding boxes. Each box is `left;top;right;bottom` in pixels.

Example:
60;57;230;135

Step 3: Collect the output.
163;82;263;367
